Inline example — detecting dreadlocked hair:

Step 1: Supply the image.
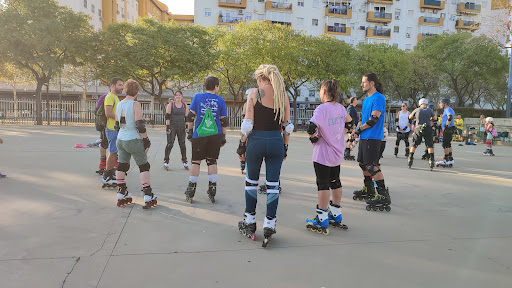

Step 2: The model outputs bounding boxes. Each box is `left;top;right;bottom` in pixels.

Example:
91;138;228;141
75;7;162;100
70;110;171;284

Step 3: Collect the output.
254;64;286;122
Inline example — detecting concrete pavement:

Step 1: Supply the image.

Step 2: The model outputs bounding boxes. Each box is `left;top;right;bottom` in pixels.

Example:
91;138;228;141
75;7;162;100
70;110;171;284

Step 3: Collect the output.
0;125;511;288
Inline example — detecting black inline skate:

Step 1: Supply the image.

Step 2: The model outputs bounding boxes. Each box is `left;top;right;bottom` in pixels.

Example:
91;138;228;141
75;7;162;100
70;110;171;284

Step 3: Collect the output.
353;180;375;201
408;154;414;169
429;156;435;171
421;150;429;160
101;170;117;189
96;168;105;175
207;181;216;203
238;212;257;241
344;148;355;161
116;185;132;207
366;187;391;212
394;147;398;157
240;161;246;174
185;181;197;203
142;187;157;209
262;216;276;248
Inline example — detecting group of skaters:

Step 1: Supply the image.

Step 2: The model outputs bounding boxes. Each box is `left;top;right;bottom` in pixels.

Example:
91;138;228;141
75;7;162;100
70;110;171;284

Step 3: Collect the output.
91;67;496;248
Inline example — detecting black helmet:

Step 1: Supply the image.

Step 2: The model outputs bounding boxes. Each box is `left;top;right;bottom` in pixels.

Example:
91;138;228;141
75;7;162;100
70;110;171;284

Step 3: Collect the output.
428;103;435;110
440;98;450;105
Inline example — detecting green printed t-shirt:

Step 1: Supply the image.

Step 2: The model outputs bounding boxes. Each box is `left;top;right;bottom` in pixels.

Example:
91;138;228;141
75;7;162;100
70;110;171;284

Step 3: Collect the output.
104;92;120;130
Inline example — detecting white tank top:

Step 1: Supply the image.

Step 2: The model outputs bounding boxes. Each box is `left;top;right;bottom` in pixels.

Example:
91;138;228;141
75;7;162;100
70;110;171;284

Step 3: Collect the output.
397;110;410;132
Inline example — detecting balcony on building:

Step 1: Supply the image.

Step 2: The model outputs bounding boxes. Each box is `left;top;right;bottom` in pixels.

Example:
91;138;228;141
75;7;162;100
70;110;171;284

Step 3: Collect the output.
419;0;445;10
456;2;481;14
418;16;444;26
265;1;293;12
367;11;392;23
366;28;391;38
325;5;352;18
218;0;247;9
325;25;351;36
417;33;438;42
218;16;243;25
265;19;292;26
367;0;393;4
455;19;480;31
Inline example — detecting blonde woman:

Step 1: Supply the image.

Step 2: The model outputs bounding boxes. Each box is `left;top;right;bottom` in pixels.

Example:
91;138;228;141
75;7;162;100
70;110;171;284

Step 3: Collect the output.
164;90;189;170
237;65;293;247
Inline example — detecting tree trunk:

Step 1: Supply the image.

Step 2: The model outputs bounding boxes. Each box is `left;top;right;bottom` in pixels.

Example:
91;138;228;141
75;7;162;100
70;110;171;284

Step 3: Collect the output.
35;79;44;125
150;95;155;119
46;84;50;125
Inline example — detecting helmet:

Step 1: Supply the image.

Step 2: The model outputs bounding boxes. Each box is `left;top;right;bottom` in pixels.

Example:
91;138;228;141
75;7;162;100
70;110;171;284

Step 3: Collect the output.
440;98;450;105
419;98;428;106
428;103;435;110
485;117;493;122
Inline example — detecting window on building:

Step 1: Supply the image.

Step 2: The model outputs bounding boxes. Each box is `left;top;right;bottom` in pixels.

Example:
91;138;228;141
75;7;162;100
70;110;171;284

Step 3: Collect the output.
98;9;102;17
408;10;414;17
309;90;316;97
312;19;318;26
258;0;265;2
91;4;95;13
297;17;304;25
392;43;398;48
298;1;304;6
205;8;212;17
394;26;399;33
83;0;87;9
313;0;319;8
246;12;252;20
258;14;265;20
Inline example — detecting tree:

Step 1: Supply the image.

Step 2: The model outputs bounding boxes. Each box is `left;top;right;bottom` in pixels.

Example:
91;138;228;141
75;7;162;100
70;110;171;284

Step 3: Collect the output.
0;0;97;124
0;62;33;120
417;33;508;107
97;18;213;116
61;64;97;119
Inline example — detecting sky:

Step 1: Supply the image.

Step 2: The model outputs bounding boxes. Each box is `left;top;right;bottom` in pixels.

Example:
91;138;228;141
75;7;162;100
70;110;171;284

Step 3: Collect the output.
160;0;194;15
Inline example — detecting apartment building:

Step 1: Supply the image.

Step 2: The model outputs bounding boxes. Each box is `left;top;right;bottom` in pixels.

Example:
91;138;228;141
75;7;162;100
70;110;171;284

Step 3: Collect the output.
55;0;194;30
195;0;500;51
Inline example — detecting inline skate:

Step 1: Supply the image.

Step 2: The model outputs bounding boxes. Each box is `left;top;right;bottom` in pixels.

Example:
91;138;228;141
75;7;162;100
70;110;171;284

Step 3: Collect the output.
366;187;391;212
142;187;157;209
262;216;276;248
306;207;329;235
207;181;216;203
238;212;257;241
328;201;348;230
185;181;197;203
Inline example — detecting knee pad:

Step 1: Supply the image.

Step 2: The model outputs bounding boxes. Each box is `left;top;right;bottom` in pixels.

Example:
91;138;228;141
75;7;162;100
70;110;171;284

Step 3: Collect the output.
359;162;367;171
413;144;418;149
330;177;342;190
117;162;130;173
139;162;150;172
101;139;109;149
206;158;217;166
366;164;381;176
265;181;280;194
316;178;331;191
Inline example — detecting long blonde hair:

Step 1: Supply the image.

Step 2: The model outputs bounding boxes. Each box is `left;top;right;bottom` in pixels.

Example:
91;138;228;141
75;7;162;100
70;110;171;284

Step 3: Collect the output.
254;64;286;122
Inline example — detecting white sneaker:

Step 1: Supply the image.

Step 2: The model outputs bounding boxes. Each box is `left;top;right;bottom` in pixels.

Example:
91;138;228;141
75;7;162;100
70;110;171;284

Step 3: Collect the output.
446;159;454;165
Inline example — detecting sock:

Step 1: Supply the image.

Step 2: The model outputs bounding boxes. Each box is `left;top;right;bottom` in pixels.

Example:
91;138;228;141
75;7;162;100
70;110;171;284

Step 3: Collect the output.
208;174;217;183
117;178;126;185
429;153;434;160
142;183;150;189
376;179;386;190
189;176;198;183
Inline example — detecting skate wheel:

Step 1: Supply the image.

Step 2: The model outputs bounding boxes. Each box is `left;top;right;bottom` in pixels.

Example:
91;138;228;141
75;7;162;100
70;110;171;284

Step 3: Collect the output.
117;202;121;207
366;205;371;211
251;233;256;241
352;196;357;200
385;206;391;212
341;224;348;230
262;239;269;248
316;229;323;234
379;206;384;211
372;207;378;211
322;229;329;236
241;230;247;236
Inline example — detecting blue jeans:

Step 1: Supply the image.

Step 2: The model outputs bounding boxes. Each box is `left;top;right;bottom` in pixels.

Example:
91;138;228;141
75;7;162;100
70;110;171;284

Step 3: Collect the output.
245;130;284;218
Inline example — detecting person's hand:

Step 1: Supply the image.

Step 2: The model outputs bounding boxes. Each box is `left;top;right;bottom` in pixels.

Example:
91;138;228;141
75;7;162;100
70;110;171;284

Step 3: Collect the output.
145;148;149;154
0;138;3;144
238;153;246;161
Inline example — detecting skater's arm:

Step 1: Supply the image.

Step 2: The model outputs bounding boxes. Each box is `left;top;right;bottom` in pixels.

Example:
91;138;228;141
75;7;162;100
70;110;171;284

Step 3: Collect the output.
133;102;147;139
0;138;3;144
105;105;115;120
165;102;172;127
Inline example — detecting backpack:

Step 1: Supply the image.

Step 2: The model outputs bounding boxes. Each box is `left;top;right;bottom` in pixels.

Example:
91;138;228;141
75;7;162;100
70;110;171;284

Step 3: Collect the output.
95;102;107;131
492;127;497;137
196;108;218;137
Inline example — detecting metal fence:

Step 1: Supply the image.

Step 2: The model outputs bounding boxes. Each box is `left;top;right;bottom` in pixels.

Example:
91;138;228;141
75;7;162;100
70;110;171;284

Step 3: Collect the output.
0;98;397;130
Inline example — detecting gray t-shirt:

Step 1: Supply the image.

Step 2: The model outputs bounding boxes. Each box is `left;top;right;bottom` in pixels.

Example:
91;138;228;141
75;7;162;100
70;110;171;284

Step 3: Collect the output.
410;107;435;127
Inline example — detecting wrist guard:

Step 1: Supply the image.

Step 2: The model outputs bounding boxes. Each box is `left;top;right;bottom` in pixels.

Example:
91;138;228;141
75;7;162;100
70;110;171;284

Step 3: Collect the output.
114;121;120;132
355;126;363;135
236;140;246;155
310;136;319;144
283;144;288;158
143;138;151;150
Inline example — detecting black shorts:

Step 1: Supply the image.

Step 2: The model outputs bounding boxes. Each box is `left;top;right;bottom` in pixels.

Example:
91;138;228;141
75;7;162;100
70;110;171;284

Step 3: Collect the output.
442;126;455;148
99;128;108;150
191;134;223;161
313;162;341;191
357;139;382;165
412;125;433;148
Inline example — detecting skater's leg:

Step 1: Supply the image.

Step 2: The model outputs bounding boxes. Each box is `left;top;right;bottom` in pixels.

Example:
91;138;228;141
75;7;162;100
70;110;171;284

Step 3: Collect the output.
379;141;386;158
176;127;187;163
105;128;118;177
263;136;284;218
164;129;176;162
245;134;265;213
313;162;332;209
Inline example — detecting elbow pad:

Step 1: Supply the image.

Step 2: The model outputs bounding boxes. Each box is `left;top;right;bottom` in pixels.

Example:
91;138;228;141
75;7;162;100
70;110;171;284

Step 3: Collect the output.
307;122;318;135
186;111;196;123
345;120;354;130
135;120;146;133
143;137;151;149
447;114;453;121
220;117;229;128
408;118;413;124
241;119;253;136
165;113;171;120
283;120;294;135
236;140;246;156
365;115;379;127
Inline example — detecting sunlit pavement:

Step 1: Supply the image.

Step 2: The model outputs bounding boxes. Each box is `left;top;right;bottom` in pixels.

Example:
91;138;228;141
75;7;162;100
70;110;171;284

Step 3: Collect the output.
0;125;511;288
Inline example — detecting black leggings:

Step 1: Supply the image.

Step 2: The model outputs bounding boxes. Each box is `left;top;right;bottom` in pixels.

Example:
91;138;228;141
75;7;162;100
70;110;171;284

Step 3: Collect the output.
165;127;187;162
395;131;410;148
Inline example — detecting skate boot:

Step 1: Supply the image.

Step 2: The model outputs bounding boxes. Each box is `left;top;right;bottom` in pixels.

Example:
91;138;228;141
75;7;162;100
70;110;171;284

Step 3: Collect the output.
184;181;197;203
262;216;276;248
0;172;6;178
163;160;169;171
483;150;489;156
240;161;246;174
207;181;216;203
407;155;414;169
306;207;329;235
366;187;391;212
101;170;117;188
96;157;106;175
489;149;495;156
238;212;257;241
394;147;398;157
353;180;375;201
344;148;355;161
95;168;105;175
116;185;133;207
328;201;348;230
429;157;435;171
258;184;267;194
142;187;157;209
421;151;429;160
183;160;189;170
405;149;410;157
